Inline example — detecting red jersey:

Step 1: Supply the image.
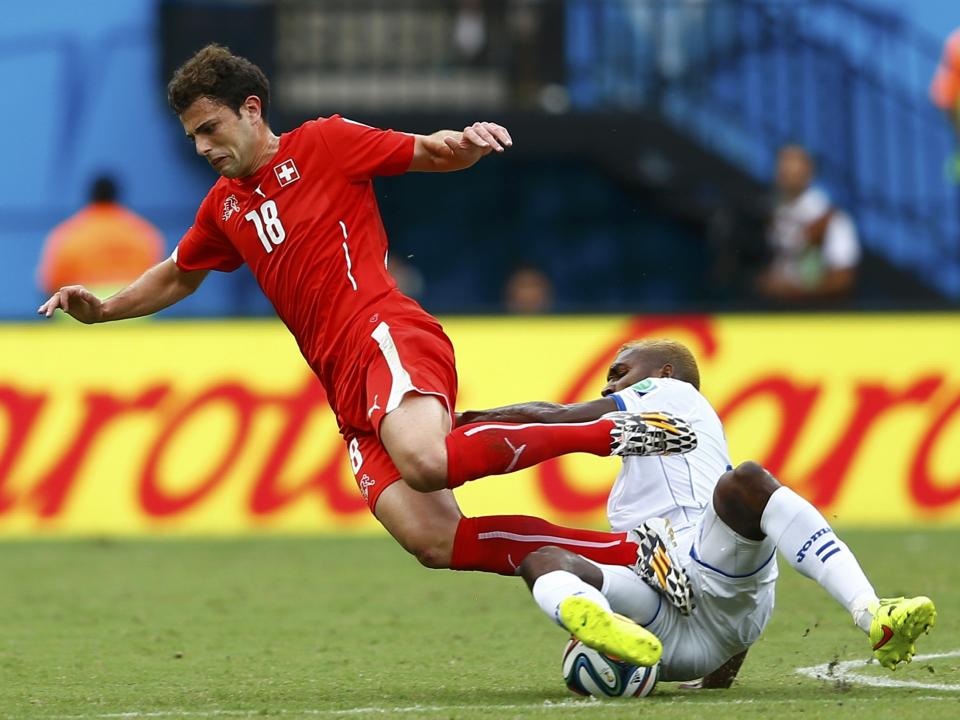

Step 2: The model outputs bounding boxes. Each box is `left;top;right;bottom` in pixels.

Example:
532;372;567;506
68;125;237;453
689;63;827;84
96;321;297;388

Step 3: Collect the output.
174;115;439;394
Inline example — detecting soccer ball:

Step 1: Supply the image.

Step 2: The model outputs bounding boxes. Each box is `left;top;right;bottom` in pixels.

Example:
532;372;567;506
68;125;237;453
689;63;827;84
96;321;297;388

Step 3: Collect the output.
561;637;659;698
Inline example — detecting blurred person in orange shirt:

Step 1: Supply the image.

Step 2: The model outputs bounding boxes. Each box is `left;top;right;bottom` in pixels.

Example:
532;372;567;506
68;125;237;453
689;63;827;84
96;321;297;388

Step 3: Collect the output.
37;176;165;302
930;28;960;180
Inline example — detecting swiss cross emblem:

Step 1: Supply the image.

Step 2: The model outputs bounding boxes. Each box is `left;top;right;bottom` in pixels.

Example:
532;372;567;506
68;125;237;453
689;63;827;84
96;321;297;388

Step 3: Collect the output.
273;158;300;187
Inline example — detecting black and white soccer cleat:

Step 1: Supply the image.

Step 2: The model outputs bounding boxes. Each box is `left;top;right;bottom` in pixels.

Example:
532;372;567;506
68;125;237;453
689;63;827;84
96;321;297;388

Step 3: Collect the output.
605;411;698;457
632;517;696;616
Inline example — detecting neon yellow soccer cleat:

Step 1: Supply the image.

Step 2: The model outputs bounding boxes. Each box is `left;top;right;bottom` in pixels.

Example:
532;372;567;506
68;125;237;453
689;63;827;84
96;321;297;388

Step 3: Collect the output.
558;596;663;668
870;596;937;670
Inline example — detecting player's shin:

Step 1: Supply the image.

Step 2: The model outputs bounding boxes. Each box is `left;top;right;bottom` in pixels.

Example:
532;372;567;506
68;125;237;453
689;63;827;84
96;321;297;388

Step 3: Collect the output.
533;570;612;627
449;515;638;575
444;420;614;488
760;487;878;631
537;571;664;668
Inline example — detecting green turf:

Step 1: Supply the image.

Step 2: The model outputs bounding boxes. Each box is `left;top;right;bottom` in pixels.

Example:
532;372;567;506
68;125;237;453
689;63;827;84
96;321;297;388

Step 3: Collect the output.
0;529;956;719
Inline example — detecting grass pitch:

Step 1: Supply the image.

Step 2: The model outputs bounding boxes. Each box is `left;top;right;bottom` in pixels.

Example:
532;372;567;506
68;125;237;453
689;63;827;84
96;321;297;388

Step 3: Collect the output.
0;529;957;720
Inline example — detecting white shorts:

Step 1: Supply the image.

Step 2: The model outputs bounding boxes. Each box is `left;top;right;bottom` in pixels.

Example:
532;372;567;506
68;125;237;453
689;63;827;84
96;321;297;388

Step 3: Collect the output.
598;503;778;682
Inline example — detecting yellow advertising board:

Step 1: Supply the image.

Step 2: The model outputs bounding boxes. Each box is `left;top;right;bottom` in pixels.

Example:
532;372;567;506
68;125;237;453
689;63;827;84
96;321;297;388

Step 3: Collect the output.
1;314;958;535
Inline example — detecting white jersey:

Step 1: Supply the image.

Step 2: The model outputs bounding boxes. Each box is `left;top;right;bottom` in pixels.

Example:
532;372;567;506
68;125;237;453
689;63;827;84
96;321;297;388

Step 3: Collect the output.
596;377;778;681
606;378;731;544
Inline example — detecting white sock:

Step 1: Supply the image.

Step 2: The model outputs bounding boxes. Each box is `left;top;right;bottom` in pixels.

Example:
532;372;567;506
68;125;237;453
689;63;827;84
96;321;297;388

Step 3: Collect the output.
531;570;611;628
761;487;878;634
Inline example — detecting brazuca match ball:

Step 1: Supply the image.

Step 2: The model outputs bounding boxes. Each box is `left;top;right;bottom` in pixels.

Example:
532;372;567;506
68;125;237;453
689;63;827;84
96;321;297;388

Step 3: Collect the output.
561;637;659;698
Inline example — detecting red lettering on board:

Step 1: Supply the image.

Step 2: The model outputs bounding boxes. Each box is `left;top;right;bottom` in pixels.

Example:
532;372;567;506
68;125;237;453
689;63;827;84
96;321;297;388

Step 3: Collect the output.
0;386;46;513
29;386;169;517
140;383;253;516
538;316;718;513
910;389;960;508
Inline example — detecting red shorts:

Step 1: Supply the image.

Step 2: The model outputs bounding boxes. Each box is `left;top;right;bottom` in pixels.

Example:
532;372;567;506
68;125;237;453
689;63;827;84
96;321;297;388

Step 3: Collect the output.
332;316;458;510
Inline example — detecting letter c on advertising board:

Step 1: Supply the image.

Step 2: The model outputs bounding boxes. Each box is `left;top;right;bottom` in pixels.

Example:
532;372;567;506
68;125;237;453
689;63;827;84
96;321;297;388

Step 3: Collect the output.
140;383;254;516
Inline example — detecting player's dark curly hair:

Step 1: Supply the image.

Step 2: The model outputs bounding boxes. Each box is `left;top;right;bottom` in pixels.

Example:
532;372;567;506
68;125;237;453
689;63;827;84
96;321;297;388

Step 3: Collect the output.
619;339;701;390
167;44;270;118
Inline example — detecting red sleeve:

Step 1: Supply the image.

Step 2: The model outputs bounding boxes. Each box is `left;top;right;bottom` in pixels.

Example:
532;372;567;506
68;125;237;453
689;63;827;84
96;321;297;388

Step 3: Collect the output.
316;115;415;182
173;191;244;273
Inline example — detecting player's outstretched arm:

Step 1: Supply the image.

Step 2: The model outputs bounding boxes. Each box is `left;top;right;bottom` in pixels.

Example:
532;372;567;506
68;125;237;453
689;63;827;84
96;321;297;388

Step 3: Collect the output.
457;397;618;427
37;258;208;323
409;122;512;172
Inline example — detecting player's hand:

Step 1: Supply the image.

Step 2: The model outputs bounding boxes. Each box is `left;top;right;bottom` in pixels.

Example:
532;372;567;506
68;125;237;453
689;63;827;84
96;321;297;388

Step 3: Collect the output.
37;285;104;324
443;122;513;159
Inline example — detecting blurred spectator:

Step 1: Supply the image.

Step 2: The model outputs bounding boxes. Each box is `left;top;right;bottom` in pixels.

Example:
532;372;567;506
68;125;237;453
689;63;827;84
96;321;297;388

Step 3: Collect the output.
453;0;489;65
930;28;960;182
37;176;165;299
388;254;426;299
931;27;960;135
503;263;554;314
507;0;566;111
755;146;860;303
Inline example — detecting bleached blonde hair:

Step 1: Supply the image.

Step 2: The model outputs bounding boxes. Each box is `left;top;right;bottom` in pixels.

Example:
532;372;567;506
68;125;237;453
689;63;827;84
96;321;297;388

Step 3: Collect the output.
618;338;701;390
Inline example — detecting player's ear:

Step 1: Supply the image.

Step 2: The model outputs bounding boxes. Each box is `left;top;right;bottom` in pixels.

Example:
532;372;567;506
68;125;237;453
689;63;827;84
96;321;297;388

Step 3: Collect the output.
241;95;263;121
660;363;674;379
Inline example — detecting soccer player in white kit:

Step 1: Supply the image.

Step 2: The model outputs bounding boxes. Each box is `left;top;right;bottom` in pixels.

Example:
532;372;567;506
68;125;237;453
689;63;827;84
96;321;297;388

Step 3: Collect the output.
458;339;936;685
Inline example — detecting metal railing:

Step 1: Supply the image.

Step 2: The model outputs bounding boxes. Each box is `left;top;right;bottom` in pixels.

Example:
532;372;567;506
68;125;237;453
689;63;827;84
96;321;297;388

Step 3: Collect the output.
562;0;959;298
4;0;955;318
262;0;960;299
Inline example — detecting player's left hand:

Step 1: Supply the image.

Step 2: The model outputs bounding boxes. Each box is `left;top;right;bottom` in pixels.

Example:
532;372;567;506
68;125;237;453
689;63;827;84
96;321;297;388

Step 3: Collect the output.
444;122;513;158
37;285;104;323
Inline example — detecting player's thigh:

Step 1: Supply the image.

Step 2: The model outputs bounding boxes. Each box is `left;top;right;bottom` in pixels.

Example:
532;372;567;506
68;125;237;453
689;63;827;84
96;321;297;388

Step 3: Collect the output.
374;479;463;560
690;502;777;578
685;504;778;653
365;320;457;477
379;392;451;457
364;319;456;435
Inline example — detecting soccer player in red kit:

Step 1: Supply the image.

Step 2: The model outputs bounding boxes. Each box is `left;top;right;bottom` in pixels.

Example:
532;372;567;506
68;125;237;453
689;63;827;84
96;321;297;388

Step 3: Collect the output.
39;45;693;576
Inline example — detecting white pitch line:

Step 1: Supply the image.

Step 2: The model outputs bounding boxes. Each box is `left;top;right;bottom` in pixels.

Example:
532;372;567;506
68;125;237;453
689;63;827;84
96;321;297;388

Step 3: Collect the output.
796;649;960;691
50;704;606;720
47;694;954;720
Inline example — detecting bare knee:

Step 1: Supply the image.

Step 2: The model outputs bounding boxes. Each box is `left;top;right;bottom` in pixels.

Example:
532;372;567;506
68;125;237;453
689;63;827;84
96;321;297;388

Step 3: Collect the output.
375;485;460;569
385;444;446;493
717;461;780;503
379;394;452;492
519;547;603;591
412;542;451;569
383;437;447;493
400;528;454;569
712;461;782;540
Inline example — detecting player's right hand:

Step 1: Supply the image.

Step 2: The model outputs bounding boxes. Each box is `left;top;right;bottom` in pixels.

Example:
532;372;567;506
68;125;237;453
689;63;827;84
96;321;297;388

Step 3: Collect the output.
37;285;104;324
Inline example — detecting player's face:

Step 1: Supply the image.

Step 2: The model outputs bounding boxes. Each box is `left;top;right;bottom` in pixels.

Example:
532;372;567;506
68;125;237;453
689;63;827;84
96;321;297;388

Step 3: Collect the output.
180;97;261;178
601;348;663;397
775;147;813;198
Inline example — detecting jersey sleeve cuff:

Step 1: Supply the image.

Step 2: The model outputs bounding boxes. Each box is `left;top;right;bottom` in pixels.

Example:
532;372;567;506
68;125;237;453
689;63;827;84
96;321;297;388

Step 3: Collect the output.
611;393;627;411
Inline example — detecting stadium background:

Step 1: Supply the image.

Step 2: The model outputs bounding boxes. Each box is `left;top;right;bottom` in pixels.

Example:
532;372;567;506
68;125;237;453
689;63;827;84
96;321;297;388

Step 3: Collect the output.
3;0;958;534
2;2;960;718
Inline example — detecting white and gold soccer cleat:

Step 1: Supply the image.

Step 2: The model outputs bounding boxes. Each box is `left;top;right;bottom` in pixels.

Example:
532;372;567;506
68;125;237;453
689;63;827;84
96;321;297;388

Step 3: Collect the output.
605;411;698;457
632;517;695;616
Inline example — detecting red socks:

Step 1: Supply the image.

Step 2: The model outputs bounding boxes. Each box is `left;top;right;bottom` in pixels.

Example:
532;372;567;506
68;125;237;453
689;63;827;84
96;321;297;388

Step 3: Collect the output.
450;515;638;575
443;422;630;574
445;418;614;489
